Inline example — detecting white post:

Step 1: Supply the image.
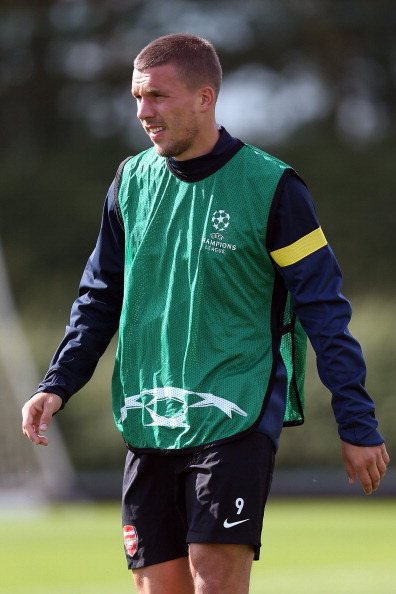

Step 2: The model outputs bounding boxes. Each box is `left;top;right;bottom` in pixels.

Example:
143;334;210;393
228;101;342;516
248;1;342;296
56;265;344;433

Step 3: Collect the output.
0;239;76;503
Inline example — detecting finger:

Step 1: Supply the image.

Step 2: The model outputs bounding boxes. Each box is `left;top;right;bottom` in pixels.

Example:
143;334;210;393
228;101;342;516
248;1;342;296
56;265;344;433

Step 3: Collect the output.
368;447;389;488
38;416;51;432
40;394;61;431
22;408;41;444
31;422;49;445
377;457;388;480
360;461;382;495
22;422;49;446
22;401;46;444
23;427;40;444
373;446;389;485
380;444;390;467
36;434;49;446
342;455;357;485
358;469;376;495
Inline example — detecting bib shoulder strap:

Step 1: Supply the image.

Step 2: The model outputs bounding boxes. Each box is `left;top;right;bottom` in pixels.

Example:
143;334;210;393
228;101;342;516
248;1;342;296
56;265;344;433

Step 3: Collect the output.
113;156;133;230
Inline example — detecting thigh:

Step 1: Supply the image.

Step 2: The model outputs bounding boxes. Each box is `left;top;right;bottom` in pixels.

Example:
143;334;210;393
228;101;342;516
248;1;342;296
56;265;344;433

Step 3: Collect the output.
122;450;189;570
185;432;275;560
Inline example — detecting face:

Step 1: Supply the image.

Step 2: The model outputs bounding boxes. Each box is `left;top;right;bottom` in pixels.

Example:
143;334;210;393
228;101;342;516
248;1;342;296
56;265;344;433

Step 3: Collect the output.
132;63;204;160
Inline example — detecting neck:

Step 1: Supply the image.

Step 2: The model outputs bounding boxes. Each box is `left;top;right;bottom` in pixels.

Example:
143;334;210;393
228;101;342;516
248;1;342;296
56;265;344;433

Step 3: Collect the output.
166;127;244;183
174;123;221;161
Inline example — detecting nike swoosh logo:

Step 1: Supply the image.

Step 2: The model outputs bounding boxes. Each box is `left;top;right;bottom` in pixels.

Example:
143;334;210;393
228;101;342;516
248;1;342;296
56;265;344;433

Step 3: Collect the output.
223;518;250;528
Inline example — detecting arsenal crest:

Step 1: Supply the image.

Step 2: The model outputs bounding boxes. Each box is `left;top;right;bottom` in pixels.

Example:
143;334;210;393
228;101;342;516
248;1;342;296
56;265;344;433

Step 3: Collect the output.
123;525;138;557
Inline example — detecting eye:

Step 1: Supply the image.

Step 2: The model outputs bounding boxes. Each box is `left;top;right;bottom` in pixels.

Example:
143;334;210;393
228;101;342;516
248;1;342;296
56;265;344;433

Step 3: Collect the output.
152;92;167;100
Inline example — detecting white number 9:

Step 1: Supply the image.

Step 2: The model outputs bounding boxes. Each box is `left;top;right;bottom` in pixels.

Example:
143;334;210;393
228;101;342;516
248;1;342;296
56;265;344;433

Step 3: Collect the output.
235;498;244;515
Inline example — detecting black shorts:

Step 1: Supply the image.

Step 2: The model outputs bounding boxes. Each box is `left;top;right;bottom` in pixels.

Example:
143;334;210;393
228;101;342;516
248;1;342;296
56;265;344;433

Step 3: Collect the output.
121;432;275;569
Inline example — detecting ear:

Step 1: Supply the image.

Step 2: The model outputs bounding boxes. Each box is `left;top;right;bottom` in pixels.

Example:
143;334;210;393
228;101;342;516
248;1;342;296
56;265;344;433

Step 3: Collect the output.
198;86;216;112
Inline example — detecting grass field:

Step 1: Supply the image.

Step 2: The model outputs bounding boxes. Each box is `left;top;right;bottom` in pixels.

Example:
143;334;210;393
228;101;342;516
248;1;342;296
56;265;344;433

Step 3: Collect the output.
0;498;394;593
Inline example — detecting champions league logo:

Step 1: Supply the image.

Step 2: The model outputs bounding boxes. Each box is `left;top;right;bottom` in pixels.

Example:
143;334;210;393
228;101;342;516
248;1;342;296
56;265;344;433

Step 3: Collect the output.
120;387;247;428
211;210;230;232
202;209;236;254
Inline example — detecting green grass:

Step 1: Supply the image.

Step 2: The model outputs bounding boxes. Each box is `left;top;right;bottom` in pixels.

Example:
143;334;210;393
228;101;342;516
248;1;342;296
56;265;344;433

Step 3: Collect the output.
0;499;394;593
253;499;396;594
0;503;131;594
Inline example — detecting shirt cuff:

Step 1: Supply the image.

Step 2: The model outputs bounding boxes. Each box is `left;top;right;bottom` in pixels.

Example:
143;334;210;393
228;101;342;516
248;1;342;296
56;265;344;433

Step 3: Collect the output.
337;411;384;446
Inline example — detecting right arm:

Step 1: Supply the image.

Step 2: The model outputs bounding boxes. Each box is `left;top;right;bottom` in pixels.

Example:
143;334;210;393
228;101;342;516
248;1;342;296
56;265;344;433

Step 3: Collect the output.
22;180;125;444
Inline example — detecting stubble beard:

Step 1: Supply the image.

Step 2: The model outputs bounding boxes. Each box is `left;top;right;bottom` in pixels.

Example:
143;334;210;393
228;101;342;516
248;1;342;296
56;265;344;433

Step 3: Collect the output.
151;116;200;160
153;138;194;159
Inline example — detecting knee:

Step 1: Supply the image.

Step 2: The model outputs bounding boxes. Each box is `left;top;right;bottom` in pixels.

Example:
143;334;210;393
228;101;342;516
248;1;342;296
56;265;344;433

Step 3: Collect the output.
189;543;253;594
190;548;223;592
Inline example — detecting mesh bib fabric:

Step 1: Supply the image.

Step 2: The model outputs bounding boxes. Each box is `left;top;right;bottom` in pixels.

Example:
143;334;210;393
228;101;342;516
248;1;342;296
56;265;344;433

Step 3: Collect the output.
112;144;306;451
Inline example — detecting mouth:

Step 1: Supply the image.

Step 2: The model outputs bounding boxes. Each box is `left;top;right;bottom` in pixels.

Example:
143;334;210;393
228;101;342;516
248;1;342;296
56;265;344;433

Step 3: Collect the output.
146;126;166;139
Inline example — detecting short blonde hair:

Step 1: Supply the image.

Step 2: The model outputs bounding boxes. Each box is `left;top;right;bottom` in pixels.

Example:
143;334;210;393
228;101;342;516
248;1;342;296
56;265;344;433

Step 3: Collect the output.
134;33;222;98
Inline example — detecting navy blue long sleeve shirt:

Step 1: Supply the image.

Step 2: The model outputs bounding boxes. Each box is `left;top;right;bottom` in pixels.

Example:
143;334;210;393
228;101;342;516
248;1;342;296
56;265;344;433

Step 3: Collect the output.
38;128;383;449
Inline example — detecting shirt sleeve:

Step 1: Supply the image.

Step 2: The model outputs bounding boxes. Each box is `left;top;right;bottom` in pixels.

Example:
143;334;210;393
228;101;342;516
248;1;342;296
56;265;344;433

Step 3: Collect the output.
36;180;125;406
268;171;384;447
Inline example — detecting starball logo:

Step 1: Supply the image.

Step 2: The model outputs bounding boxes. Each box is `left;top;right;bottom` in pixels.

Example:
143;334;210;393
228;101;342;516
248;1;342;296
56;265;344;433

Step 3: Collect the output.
202;210;237;254
211;210;230;231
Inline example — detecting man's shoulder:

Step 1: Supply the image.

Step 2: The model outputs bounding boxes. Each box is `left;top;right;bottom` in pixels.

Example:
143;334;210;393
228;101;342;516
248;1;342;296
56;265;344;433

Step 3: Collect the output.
241;143;291;172
115;148;170;207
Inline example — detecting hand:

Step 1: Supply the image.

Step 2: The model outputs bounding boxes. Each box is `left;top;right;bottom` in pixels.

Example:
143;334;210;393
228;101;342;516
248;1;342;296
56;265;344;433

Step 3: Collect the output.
22;392;62;446
341;441;390;495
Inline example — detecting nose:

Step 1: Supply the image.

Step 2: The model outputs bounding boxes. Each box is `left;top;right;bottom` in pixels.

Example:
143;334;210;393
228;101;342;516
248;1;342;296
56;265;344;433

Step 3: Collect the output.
136;97;155;121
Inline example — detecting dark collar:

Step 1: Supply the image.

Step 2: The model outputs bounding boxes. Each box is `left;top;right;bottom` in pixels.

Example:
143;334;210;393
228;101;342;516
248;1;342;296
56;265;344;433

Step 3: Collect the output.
166;127;244;183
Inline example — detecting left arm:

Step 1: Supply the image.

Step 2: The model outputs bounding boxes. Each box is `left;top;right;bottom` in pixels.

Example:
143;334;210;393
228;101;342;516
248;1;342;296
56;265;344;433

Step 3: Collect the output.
269;171;390;493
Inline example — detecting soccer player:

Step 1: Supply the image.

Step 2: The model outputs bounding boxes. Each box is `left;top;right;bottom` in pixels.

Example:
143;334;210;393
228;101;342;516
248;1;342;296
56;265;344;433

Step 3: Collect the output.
22;34;389;594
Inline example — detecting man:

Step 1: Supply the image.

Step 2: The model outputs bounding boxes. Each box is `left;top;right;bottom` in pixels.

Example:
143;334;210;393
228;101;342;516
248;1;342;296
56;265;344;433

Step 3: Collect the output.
22;34;389;594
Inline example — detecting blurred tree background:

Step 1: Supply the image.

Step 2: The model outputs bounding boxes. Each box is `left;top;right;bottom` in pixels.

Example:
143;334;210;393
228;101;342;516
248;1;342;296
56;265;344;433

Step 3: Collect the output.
1;0;395;474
